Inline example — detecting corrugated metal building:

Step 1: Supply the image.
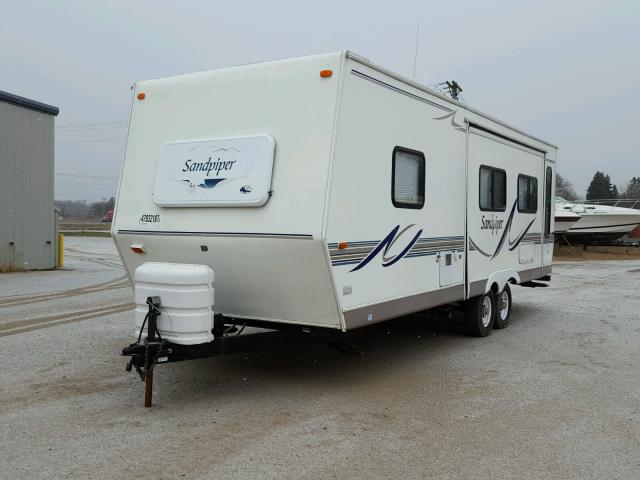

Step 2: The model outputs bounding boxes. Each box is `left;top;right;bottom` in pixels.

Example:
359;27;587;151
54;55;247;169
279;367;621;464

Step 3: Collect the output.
0;90;59;271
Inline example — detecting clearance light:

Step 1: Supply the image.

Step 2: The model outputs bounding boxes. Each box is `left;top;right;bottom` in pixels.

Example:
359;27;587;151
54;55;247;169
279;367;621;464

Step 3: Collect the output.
320;69;333;78
130;244;146;254
137;92;146;100
338;242;348;250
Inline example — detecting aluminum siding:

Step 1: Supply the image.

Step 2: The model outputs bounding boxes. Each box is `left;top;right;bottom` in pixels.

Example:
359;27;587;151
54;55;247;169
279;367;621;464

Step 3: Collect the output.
0;100;56;271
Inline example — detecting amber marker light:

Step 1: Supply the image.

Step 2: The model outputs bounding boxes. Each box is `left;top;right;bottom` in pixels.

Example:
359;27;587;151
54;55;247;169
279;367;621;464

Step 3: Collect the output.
338;242;348;250
137;92;146;100
320;69;333;78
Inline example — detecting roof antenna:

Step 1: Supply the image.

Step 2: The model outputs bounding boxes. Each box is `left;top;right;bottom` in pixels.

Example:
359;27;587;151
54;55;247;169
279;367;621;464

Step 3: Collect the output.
412;22;420;81
434;80;464;101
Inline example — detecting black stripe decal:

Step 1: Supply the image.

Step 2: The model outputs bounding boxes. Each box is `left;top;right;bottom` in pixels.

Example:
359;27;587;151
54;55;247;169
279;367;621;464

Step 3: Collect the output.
567;222;640;231
117;230;313;239
330;243;465;259
508;218;536;251
468;237;492;258
328;236;464;253
469;122;547;155
328;235;464;248
331;249;464;266
351;70;452;113
491;201;518;259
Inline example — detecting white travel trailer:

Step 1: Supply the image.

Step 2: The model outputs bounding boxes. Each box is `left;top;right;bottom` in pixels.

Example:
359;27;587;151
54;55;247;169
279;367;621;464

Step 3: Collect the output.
114;51;557;398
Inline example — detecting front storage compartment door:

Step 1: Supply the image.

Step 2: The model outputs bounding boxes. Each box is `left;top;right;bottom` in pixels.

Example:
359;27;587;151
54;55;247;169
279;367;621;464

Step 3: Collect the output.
439;250;463;287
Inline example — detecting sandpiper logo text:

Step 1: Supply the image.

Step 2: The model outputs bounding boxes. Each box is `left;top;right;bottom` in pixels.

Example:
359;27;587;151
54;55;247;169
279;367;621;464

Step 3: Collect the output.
481;215;504;235
180;147;241;190
470;200;536;260
182;158;237;177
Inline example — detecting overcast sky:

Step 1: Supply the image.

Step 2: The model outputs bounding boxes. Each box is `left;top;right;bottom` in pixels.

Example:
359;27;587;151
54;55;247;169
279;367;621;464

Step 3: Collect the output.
1;0;638;201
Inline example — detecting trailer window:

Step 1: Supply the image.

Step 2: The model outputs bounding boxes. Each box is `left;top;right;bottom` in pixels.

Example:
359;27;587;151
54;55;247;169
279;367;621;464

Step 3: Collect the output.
392;147;425;209
517;174;538;213
479;166;506;211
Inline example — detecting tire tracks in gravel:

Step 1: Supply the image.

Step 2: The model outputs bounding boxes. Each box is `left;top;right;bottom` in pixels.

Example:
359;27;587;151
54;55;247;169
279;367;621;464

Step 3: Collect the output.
0;276;130;307
0;302;135;337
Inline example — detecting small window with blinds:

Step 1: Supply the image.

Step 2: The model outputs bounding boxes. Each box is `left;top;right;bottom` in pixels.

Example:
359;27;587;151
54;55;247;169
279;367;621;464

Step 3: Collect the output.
517;174;538;213
479;165;506;211
392;147;425;209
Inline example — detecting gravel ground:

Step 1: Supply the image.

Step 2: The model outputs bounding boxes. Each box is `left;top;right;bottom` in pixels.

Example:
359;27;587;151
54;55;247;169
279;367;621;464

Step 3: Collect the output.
1;238;639;479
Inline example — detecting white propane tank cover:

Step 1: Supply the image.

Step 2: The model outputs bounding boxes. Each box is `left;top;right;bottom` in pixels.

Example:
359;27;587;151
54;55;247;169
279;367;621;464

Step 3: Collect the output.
134;263;215;345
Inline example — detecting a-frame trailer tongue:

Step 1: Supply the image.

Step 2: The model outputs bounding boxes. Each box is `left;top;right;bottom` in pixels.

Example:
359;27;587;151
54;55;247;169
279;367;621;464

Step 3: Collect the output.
122;296;353;407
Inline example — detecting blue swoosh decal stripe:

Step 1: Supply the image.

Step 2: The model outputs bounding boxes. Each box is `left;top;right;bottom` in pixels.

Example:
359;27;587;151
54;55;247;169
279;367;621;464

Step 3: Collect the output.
508;219;536;251
332;248;466;265
491;200;517;259
470;200;543;260
349;226;402;272
332;244;464;260
468;237;492;258
331;225;452;271
380;230;422;267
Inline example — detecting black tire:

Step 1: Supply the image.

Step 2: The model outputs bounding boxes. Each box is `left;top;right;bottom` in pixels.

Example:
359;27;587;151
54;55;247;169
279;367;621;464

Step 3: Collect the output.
464;290;495;337
493;284;512;329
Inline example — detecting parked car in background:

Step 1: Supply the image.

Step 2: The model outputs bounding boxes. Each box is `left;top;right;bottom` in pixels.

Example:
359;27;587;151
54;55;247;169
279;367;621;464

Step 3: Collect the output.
101;209;113;222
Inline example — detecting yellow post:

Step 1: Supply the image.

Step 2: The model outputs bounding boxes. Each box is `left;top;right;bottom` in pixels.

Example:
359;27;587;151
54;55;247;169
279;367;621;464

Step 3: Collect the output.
57;233;64;268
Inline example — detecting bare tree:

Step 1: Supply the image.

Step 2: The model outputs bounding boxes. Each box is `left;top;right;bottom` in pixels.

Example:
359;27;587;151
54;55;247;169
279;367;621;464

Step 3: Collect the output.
55;197;115;219
556;173;578;201
621;177;640;198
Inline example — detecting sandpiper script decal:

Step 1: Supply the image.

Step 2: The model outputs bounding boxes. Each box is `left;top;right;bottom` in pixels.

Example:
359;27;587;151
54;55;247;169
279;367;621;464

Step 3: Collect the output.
350;225;423;272
480;215;504;235
469;200;535;260
180;147;241;189
153;135;275;207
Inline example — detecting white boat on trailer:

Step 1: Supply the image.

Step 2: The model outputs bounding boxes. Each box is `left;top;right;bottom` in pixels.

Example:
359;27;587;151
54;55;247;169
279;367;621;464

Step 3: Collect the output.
555;197;640;244
553;207;580;233
112;51;558;405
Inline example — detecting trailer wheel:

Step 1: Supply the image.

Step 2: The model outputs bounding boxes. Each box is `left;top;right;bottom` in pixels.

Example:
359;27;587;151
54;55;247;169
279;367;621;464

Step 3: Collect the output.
465;291;495;337
493;284;512;329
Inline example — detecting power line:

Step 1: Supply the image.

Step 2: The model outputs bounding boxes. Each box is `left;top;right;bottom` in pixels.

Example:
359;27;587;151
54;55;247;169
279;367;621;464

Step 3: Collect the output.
56;178;117;186
56;138;125;144
56;120;127;129
57;124;127;133
412;22;420;81
55;192;114;200
56;172;118;180
55;120;129;144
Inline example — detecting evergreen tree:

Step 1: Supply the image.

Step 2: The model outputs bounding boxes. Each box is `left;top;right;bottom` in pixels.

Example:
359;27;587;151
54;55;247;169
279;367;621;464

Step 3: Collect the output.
586;171;618;200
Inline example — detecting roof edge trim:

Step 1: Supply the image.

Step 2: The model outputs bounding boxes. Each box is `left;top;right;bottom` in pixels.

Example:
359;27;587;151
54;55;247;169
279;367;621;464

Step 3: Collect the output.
344;50;557;150
0;90;59;116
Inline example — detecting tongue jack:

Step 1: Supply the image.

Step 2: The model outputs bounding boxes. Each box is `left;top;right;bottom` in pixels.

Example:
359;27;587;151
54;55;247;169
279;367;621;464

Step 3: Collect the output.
122;296;164;407
143;297;161;407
